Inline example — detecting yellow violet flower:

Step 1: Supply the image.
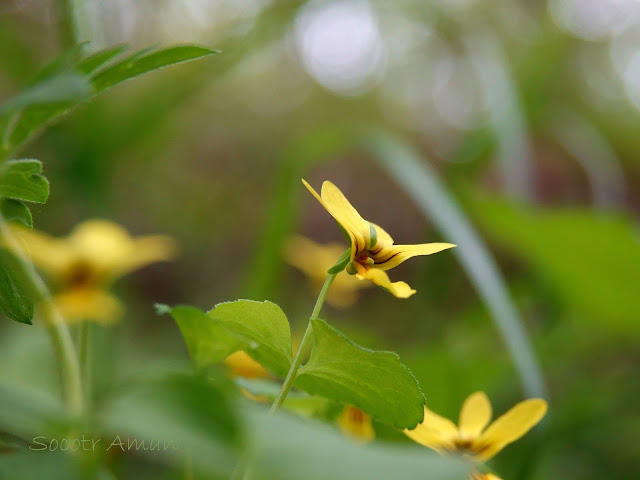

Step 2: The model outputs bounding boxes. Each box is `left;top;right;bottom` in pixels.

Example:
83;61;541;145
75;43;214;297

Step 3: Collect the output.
14;219;176;325
224;350;271;380
302;180;456;298
338;405;375;443
283;235;368;308
404;391;547;462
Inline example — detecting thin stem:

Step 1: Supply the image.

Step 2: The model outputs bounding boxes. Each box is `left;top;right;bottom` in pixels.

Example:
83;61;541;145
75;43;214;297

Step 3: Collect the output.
65;0;91;48
269;272;336;414
0;214;83;418
78;322;92;413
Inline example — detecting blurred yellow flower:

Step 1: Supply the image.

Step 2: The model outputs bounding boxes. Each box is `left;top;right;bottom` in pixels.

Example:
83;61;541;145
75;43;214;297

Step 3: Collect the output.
14;219;176;324
471;472;503;480
302;180;455;298
283;235;368;308
224;350;271;379
404;391;547;462
338;405;375;443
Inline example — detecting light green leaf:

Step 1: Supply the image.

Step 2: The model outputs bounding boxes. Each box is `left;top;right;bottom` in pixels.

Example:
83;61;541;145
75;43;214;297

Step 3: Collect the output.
0;248;34;324
101;374;241;476
207;300;293;377
471;195;640;332
91;45;217;93
0;199;32;228
157;304;242;369
77;44;129;75
0;159;49;203
235;377;330;416
248;407;468;480
296;319;425;429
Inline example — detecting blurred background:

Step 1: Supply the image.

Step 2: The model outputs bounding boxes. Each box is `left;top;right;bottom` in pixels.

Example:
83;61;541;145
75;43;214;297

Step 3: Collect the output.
1;1;639;479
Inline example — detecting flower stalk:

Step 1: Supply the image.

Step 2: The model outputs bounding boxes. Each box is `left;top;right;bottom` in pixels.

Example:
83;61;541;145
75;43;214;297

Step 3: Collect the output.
269;270;337;414
0;213;84;418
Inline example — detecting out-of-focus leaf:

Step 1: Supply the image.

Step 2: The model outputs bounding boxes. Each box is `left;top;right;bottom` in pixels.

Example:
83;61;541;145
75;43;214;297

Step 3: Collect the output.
207;300;293;377
1;45;216;158
236;377;330;416
248;407;468;480
0;159;49;203
157;304;242;369
0;73;90;117
91;45;217;93
296;319;425;429
0;382;65;438
471;196;640;332
100;373;241;476
0;248;35;325
0;199;32;228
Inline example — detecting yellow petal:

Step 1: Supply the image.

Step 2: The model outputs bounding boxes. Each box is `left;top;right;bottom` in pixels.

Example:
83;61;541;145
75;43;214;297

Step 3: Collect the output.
473;399;547;460
70;220;176;280
404;406;458;452
302;180;370;260
12;228;74;279
53;287;122;325
372;243;456;271
224;351;271;379
471;472;504;480
282;235;346;279
363;268;416;298
369;222;393;248
459;391;492;439
338;405;375;443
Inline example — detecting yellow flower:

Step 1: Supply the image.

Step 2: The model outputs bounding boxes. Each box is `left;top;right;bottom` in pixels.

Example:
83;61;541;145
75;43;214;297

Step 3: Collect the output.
404;392;547;462
338;405;375;443
302;180;456;298
471;472;503;480
283;235;368;308
14;219;176;324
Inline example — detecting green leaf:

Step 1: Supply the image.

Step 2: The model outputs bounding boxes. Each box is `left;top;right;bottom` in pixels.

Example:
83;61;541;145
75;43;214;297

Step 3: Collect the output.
296;319;425;429
91;45;217;93
157;304;242;369
208;300;293;377
0;199;32;228
0;248;34;324
0;159;49;203
101;373;241;476
248;407;468;480
470;195;640;332
77;44;128;75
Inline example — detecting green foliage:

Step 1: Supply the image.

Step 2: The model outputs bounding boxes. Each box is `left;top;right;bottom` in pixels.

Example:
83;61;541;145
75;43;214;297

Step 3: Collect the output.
471;196;640;332
296;319;426;429
0;159;49;203
157;304;242;369
0;249;35;324
207;300;293;377
0;199;32;228
0;44;216;159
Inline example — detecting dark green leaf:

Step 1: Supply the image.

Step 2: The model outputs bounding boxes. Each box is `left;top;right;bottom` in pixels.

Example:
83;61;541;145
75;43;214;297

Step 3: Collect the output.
296;319;425;429
0;248;35;324
0;199;32;228
0;159;49;203
207;300;293;377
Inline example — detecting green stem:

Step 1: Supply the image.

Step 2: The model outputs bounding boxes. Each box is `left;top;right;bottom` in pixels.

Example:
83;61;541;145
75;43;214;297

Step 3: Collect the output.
65;0;91;47
78;322;92;413
269;272;336;414
0;214;84;418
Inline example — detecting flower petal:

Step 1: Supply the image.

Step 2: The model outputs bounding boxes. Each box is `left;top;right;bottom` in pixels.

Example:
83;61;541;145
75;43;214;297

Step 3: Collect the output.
338;405;375;443
12;227;74;279
459;391;492;439
224;351;271;379
370;222;393;248
363;268;416;298
473;399;547;460
372;243;456;270
54;287;123;325
404;406;458;452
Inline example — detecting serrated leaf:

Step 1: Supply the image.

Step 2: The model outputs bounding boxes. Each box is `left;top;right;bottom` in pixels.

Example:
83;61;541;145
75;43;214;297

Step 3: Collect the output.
159;304;243;369
0;199;32;228
0;159;49;203
296;319;425;429
0;248;35;324
207;300;293;377
91;45;217;93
